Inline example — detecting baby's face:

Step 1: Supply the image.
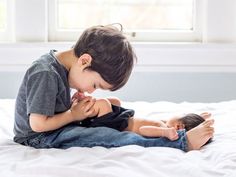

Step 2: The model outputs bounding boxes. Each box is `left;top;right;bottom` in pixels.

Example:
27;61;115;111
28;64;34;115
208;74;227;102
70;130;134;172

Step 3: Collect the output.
166;116;184;130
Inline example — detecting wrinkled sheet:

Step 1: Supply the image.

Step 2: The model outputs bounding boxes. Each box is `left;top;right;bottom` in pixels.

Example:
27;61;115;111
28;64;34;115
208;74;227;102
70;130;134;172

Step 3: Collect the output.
0;99;236;177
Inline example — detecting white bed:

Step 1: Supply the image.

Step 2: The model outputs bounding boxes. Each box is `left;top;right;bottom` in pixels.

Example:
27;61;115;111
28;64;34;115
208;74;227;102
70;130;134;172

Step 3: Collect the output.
1;99;236;177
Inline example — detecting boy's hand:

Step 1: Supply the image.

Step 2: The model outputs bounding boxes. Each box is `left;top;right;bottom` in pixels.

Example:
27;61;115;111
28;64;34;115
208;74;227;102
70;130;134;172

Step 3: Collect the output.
70;96;96;121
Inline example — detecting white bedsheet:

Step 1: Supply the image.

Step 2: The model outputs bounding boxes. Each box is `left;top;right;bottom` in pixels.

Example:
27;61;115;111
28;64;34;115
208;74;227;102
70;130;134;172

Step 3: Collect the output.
0;99;236;177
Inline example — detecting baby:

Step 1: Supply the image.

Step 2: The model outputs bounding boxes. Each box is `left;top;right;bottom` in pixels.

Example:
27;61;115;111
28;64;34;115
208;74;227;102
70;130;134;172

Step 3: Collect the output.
72;92;212;141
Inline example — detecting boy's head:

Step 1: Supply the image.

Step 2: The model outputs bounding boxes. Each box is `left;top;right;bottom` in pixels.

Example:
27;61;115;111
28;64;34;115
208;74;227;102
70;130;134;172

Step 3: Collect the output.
73;24;137;91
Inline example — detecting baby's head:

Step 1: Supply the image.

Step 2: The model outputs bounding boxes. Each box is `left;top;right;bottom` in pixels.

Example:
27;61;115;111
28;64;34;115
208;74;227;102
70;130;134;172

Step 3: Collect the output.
73;24;137;91
166;113;212;145
166;113;205;131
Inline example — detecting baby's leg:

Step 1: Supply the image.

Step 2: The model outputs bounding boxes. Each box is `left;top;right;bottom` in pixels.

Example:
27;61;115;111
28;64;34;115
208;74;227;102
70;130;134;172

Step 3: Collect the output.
107;97;121;107
186;119;214;150
91;98;113;117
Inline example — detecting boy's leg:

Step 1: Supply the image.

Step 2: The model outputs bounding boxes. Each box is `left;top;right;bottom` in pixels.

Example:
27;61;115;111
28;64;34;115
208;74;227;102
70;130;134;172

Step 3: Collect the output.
33;118;213;152
186;119;214;150
199;112;211;119
38;124;188;151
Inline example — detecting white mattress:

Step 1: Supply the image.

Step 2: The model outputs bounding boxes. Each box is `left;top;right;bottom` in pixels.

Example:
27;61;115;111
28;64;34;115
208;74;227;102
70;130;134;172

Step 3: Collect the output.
1;99;236;177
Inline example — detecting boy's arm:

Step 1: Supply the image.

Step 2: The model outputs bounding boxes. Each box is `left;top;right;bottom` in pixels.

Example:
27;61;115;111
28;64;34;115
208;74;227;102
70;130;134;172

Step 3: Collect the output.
30;97;96;132
30;110;74;132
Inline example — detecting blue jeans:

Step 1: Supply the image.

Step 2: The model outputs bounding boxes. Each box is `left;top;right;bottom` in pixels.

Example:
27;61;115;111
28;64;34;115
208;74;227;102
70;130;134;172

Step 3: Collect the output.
24;124;188;151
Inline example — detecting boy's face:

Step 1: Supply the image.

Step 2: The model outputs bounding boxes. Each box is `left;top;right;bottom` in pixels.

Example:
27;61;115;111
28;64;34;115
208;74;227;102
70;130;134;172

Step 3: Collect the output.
68;56;113;94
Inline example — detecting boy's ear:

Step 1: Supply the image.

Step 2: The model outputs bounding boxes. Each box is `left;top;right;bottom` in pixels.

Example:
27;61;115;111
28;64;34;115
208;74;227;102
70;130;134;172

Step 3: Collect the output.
78;53;92;66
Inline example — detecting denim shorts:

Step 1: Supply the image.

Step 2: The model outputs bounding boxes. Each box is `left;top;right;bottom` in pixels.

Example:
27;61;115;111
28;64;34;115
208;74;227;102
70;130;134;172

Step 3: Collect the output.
23;124;188;151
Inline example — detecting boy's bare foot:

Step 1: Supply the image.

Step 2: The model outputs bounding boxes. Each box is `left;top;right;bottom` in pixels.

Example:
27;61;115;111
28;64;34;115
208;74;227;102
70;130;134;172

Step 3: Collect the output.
200;112;211;119
186;119;214;151
163;127;179;141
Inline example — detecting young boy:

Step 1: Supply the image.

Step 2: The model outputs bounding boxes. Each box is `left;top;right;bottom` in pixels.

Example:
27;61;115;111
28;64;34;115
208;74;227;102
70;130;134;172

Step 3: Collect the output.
72;93;212;141
14;25;214;151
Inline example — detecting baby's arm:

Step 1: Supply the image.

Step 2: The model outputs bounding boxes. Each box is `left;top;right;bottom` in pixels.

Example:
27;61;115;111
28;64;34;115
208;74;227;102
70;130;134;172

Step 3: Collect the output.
125;118;178;140
139;126;179;140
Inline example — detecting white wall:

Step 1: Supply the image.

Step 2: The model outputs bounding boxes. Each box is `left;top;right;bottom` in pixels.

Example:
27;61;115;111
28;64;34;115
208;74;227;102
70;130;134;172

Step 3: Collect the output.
203;0;236;42
0;43;236;102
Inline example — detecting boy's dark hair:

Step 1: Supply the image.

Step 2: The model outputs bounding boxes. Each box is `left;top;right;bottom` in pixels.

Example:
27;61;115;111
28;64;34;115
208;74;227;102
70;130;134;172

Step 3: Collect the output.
73;24;137;91
180;113;212;145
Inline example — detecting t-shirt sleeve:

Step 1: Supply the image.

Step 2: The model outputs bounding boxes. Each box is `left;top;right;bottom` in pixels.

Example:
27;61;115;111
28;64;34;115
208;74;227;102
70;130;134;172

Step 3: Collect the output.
26;71;58;116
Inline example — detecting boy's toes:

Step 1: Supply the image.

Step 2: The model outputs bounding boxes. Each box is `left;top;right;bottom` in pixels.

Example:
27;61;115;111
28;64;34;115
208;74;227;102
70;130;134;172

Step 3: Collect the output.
203;119;214;126
200;112;211;119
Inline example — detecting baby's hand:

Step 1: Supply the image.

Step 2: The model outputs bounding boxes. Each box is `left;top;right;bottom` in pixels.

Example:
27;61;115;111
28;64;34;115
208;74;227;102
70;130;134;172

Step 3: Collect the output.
164;127;179;141
70;96;96;121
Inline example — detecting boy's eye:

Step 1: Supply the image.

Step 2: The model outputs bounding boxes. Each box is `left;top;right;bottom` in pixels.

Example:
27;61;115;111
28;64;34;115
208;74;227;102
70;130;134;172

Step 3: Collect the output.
93;84;97;89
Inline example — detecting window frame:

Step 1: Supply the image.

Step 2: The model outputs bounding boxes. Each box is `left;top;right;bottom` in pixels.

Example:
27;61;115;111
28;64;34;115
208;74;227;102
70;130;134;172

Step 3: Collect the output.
48;0;204;42
0;0;14;42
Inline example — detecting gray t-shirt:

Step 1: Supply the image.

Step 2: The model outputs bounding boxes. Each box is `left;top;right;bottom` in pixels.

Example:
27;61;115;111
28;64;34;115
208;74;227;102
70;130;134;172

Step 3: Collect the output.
14;50;71;143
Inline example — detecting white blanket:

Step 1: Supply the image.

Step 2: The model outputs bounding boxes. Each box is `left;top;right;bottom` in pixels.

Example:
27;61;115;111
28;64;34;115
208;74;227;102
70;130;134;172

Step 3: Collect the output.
1;99;236;177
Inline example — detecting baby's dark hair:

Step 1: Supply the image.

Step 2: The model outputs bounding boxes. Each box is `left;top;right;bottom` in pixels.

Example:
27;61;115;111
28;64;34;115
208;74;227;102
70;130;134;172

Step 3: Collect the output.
179;113;212;145
73;24;137;91
179;113;205;131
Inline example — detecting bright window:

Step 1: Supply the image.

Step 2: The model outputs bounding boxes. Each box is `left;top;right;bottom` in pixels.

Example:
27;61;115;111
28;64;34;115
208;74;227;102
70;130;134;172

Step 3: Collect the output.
0;0;13;42
49;0;201;42
57;0;193;30
0;0;6;31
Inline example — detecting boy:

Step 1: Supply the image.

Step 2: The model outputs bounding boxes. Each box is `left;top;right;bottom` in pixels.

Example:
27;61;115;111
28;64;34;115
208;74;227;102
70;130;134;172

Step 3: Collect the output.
72;93;212;141
14;25;214;151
